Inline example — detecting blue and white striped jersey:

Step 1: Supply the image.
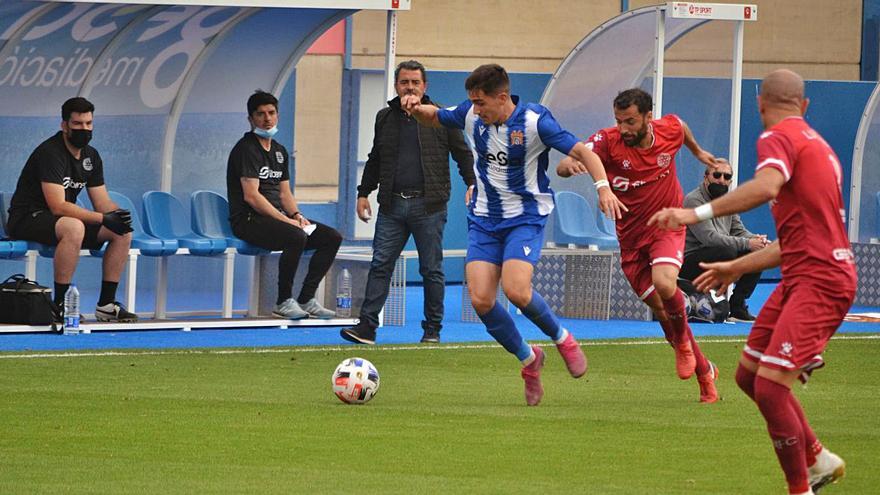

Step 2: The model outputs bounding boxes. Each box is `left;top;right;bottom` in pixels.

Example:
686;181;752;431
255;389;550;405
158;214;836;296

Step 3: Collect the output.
437;96;578;228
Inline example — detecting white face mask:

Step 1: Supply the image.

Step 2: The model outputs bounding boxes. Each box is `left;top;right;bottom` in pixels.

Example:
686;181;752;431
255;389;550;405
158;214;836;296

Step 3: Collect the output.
253;126;278;139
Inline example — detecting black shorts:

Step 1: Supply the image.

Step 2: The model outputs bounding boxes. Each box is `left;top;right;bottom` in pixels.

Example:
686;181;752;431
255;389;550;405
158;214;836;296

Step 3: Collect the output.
7;210;103;249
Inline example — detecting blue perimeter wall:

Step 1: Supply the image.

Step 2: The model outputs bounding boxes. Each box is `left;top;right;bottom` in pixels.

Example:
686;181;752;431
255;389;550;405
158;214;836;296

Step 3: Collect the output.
400;71;875;283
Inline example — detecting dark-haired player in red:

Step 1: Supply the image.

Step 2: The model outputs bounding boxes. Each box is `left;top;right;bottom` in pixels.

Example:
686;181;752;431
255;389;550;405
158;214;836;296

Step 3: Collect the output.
557;88;720;403
650;69;854;495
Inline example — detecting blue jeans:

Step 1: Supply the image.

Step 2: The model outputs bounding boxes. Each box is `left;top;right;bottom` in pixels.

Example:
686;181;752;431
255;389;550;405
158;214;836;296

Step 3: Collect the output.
359;196;447;330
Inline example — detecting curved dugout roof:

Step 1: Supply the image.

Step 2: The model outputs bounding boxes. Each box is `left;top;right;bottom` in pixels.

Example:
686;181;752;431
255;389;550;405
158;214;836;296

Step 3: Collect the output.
850;84;880;242
0;0;405;198
540;5;735;207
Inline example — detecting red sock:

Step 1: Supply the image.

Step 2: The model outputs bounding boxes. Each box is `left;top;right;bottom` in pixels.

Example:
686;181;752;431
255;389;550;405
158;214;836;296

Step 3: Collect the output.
735;364;757;401
788;394;822;467
658;319;676;345
661;292;709;375
754;376;810;494
685;327;710;376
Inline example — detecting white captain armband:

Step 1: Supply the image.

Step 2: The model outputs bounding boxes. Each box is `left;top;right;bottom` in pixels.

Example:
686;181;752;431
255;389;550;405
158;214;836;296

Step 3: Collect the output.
695;203;715;221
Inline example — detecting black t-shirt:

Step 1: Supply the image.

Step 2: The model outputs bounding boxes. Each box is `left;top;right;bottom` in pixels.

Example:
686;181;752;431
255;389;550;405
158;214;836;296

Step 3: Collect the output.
227;132;290;223
9;131;104;216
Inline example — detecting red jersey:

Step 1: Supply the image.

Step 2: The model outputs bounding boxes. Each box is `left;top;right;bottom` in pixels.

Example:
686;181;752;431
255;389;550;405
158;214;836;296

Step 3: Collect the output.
755;116;856;286
586;114;685;248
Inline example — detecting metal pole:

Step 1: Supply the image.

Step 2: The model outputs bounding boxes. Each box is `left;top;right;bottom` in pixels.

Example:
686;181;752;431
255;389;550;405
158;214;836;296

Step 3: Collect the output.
652;6;666;117
343;15;353;70
383;10;398;102
729;19;745;187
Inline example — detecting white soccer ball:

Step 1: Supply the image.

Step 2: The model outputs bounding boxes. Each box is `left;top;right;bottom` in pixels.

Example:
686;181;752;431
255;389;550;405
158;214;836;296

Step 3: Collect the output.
332;357;380;404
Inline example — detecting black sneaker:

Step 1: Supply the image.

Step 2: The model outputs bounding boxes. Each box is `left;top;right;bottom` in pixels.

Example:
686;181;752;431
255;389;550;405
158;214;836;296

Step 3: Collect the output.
95;301;139;323
420;328;440;343
340;322;376;345
728;305;756;322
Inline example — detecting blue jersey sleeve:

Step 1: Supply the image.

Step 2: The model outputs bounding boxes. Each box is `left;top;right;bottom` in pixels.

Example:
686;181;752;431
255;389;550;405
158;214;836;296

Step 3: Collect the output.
436;100;471;130
536;109;578;155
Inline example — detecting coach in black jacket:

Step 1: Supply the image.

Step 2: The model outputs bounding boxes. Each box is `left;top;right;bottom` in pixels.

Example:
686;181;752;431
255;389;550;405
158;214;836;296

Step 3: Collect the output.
342;60;475;345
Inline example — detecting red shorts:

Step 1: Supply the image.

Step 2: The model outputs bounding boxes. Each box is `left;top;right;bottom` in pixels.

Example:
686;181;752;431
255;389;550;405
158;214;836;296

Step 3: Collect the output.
620;228;685;300
743;280;854;376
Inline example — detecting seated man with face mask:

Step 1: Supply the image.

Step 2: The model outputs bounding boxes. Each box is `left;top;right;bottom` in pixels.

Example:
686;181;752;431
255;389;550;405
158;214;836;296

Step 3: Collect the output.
680;158;769;321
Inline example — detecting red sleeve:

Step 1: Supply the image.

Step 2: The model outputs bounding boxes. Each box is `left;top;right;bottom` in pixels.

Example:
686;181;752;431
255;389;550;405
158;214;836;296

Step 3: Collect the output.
661;114;685;149
585;130;610;164
755;130;795;182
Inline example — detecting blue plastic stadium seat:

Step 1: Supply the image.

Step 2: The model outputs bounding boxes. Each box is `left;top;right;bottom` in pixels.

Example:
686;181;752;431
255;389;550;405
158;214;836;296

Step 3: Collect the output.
0;192;29;259
595;201;617;238
553;190;618;249
0;191;54;258
108;191;178;257
142;191;227;256
190;190;269;256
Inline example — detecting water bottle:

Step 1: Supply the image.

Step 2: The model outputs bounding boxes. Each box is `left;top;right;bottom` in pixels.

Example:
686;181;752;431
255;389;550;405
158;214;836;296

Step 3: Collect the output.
63;284;80;335
336;268;352;318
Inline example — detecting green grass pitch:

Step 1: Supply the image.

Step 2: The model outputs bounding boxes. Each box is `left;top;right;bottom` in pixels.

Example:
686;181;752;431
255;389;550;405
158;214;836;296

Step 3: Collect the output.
1;336;878;494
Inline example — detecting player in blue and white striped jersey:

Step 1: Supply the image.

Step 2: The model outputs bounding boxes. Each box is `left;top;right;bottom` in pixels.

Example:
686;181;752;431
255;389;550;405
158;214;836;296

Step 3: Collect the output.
403;64;627;405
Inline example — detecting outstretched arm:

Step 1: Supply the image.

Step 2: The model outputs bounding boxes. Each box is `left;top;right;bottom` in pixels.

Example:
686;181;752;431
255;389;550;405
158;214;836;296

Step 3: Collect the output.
558;142;628;220
680;118;718;169
693;241;781;294
401;94;442;128
648;167;785;230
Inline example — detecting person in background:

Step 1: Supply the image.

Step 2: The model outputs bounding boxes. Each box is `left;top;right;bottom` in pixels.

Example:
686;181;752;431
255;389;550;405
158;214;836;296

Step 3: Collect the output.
6;96;136;322
681;158;769;322
341;60;475;345
227;90;342;320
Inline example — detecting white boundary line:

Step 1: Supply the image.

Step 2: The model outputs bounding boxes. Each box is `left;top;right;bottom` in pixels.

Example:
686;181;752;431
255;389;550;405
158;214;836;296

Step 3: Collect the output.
1;334;877;360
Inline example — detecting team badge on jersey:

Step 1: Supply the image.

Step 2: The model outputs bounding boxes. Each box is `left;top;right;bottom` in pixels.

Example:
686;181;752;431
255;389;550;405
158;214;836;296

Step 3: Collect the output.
275;151;284;164
82;157;93;171
780;341;793;357
622;159;632;170
510;130;524;146
657;153;671;169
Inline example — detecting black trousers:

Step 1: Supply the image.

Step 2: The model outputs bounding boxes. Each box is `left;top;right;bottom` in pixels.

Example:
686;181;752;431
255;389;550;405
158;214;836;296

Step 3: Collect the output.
679;244;762;309
232;214;342;305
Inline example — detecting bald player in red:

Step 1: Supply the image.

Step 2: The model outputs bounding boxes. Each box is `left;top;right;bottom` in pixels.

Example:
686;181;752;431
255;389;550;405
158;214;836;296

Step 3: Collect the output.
650;69;855;495
558;88;720;403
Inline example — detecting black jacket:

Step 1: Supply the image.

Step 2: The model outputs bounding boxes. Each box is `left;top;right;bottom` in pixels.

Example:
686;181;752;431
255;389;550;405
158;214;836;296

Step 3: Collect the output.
357;95;475;214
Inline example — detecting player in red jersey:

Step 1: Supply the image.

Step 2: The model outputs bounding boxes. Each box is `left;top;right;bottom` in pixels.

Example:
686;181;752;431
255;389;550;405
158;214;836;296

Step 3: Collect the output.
650;69;855;495
557;88;721;403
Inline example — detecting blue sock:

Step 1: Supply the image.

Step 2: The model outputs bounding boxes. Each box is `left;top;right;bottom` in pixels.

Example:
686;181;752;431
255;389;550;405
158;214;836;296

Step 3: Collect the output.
478;302;532;361
519;290;564;342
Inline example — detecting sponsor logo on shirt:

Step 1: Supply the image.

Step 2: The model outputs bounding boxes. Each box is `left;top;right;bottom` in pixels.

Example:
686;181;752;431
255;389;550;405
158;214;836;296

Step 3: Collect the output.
657;153;671;168
82;157;93;171
275;151;284;164
510;130;524;146
258;166;283;180
612;176;630;191
832;248;855;263
611;175;648;192
485;151;508;167
62;177;86;189
523;246;531;256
